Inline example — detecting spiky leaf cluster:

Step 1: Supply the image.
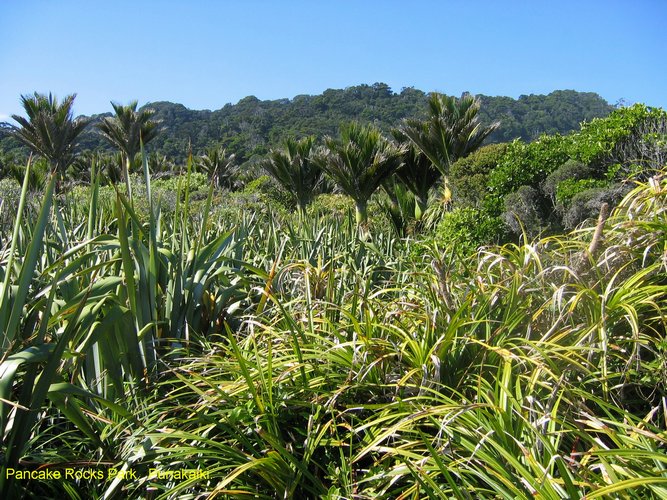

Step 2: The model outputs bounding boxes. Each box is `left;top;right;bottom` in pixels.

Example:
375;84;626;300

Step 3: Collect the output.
316;122;404;222
261;136;321;211
401;92;499;176
10;93;90;175
96;101;160;166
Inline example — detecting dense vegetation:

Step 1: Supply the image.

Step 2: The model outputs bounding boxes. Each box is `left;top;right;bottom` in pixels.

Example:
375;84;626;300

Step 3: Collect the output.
0;84;612;165
1;88;666;498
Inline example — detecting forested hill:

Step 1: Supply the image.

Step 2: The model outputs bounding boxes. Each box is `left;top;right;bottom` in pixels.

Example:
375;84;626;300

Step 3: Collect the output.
9;83;614;164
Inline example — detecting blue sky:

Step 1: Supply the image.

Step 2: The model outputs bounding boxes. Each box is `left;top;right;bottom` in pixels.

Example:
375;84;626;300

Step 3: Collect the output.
1;0;665;120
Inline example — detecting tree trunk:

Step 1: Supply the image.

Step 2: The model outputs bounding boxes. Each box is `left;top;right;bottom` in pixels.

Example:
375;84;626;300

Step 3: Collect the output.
124;155;133;202
355;200;368;225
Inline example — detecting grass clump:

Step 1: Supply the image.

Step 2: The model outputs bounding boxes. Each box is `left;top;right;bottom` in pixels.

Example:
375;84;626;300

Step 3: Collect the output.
1;157;666;498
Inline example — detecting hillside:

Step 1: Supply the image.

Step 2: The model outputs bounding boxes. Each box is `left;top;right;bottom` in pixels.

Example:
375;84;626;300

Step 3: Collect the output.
2;84;613;164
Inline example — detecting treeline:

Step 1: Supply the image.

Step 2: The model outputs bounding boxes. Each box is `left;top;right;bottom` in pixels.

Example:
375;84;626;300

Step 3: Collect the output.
0;84;613;164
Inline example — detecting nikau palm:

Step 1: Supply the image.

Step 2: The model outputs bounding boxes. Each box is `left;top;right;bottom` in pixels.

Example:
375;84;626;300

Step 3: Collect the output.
391;128;441;219
400;93;498;201
10;92;90;183
261;136;321;213
96;101;159;200
197;146;237;189
317;123;404;225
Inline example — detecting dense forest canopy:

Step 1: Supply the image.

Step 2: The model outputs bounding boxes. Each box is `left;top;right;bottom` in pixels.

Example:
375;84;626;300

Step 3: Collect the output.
0;84;614;165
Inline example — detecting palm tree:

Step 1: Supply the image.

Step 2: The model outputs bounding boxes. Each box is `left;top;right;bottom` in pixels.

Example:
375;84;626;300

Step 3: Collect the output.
96;101;160;200
147;152;174;178
400;93;498;195
391;129;442;220
316;123;404;225
261;136;321;213
9;92;90;184
197;146;237;189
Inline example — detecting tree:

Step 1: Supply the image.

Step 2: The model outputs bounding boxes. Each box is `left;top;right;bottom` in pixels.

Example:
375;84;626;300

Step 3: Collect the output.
197;146;237;189
261;136;321;213
316;123;404;225
96;101;160;200
9;92;90;183
391;129;441;219
400;93;499;186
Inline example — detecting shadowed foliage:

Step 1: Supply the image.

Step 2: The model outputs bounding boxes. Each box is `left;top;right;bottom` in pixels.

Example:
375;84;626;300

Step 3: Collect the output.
197;145;237;189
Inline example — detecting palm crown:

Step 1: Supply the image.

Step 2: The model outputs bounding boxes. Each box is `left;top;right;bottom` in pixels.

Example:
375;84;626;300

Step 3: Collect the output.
198;146;237;189
401;93;498;177
262;136;321;213
96;101;160;198
316;122;404;225
10;92;90;178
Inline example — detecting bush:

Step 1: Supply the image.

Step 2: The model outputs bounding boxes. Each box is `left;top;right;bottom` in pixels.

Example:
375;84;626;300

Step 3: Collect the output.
541;159;594;205
556;178;609;207
502;185;546;238
307;193;354;219
562;183;631;229
0;178;24;229
434;207;504;254
242;175;295;211
488;134;571;199
573;103;667;171
450;142;508;208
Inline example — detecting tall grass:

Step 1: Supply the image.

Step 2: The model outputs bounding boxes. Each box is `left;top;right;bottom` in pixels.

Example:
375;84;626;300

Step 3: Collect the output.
0;162;665;498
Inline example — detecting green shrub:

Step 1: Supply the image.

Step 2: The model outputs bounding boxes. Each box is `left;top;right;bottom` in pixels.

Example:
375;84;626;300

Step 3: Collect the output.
573;103;667;170
502;185;546;238
450;142;508;208
0;178;23;230
488;134;571;199
307;193;354;219
556;178;609;207
434;207;504;254
562;183;630;229
541;159;594;204
242;175;295;211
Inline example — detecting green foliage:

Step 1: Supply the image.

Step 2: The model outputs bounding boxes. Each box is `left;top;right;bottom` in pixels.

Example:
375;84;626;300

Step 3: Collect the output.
306;193;355;218
502;185;547;237
2;160;667;497
478;89;614;142
0;178;23;229
378;179;418;237
4;86;614;172
484;105;667;239
450;142;509;207
241;174;294;212
391;129;440;219
556;177;609;207
316;122;403;224
400;92;498;178
562;183;630;229
195;145;237;189
9;93;90;178
488;134;571;199
542;159;594;204
261;135;322;212
96;101;161;200
572;103;666;168
435;207;504;253
4;90;667;499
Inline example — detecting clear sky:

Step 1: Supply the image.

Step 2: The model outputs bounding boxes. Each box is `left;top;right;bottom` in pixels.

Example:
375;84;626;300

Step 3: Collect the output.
1;0;665;121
